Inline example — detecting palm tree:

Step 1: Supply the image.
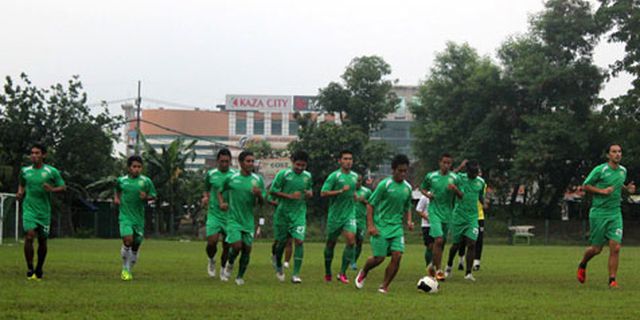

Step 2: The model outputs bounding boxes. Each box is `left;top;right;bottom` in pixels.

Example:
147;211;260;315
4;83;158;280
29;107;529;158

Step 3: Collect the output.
142;136;197;235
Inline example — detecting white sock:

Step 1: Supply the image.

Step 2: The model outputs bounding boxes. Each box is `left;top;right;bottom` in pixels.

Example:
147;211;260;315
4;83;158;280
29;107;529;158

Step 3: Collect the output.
121;245;132;270
130;250;139;269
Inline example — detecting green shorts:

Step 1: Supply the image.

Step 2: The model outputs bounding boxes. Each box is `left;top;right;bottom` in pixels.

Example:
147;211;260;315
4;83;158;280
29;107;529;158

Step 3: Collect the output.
589;215;623;246
428;220;449;239
206;214;227;237
274;213;306;242
23;213;50;238
326;215;357;241
370;234;405;257
226;225;254;246
451;221;479;243
120;222;144;245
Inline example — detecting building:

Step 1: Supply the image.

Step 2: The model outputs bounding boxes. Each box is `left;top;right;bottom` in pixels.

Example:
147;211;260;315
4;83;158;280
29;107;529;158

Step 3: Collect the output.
123;86;418;171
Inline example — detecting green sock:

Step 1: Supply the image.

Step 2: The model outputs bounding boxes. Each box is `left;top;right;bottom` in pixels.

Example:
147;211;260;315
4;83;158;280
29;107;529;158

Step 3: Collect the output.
340;245;354;274
354;243;362;264
275;241;286;269
425;248;433;266
324;246;334;276
293;243;304;276
237;251;250;278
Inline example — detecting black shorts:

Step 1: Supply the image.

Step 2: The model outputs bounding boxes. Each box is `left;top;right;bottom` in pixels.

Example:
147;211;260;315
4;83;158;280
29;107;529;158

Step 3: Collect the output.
421;227;434;246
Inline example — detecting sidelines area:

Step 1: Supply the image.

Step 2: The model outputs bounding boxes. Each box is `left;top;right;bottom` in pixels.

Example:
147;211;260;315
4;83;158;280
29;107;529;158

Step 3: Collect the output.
0;193;19;245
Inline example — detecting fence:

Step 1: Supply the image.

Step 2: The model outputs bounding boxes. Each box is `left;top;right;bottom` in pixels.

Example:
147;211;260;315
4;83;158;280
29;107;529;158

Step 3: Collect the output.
3;196;640;246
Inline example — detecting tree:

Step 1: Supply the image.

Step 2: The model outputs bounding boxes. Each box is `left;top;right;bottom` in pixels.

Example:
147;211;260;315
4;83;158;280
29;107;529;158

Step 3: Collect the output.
317;56;400;134
595;0;640;176
412;0;608;215
244;139;274;158
0;73;122;235
288;113;383;218
411;42;507;179
500;0;605;214
142;136;197;235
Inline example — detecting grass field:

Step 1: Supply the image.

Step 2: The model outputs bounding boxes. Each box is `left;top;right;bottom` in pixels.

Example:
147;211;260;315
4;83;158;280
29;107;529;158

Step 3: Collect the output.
1;239;639;319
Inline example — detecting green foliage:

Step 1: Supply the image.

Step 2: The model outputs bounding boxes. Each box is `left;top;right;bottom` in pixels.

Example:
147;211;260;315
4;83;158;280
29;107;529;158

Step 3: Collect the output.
288;114;369;188
412;1;611;215
411;42;507;176
142;136;198;234
595;0;640;179
0;74;121;186
317;55;400;134
0;73;122;235
244;139;276;158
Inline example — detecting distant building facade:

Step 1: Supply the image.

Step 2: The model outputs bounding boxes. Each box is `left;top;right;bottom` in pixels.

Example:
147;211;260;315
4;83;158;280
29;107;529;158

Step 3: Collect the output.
123;86;418;171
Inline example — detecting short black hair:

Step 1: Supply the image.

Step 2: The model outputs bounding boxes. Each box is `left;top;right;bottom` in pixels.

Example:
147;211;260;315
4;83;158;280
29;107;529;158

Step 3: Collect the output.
391;154;410;170
127;155;143;167
291;150;309;163
606;143;622;154
466;159;480;174
239;150;254;162
217;148;232;160
439;153;452;160
339;150;353;158
31;143;47;154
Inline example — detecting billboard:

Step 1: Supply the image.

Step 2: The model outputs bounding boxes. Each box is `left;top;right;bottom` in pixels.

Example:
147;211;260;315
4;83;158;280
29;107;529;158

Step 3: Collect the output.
225;95;292;112
255;157;291;186
293;96;323;112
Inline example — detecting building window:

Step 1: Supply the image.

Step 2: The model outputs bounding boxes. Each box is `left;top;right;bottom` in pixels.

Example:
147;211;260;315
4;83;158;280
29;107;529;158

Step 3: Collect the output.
254;120;264;135
236;118;246;135
271;119;282;136
289;120;298;136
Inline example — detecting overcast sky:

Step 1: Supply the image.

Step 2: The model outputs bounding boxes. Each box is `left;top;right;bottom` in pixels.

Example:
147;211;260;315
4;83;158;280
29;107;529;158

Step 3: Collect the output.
0;0;632;114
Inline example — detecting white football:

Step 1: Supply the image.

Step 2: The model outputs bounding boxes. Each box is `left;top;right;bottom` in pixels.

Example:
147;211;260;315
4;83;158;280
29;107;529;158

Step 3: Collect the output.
417;276;439;293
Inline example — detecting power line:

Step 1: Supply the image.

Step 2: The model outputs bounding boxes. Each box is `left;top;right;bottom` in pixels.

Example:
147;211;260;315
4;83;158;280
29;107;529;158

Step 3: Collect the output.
142;97;211;110
118;118;238;149
87;97;136;107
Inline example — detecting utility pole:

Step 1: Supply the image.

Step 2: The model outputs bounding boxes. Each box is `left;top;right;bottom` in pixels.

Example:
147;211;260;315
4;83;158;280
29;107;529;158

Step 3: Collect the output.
135;81;141;155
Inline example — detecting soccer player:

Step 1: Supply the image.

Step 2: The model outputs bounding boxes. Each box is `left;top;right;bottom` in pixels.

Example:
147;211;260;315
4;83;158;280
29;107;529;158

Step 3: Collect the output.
267;194;293;271
577;144;636;288
219;151;266;285
270;150;313;283
355;154;414;294
352;175;372;270
445;160;484;281
16;143;66;280
474;184;488;271
321;150;359;283
202;148;236;278
419;153;462;281
114;155;157;281
416;194;433;271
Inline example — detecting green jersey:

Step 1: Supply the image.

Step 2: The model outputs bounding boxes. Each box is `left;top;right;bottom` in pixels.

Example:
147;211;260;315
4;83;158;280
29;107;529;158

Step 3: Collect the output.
355;186;372;224
321;169;359;220
116;174;157;226
453;173;485;224
19;164;65;217
270;168;312;218
205;168;238;220
221;172;266;231
583;163;627;218
419;170;460;223
368;177;412;238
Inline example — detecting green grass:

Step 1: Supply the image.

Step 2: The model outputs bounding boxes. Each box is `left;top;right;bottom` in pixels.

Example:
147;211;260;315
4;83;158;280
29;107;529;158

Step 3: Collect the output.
1;239;639;319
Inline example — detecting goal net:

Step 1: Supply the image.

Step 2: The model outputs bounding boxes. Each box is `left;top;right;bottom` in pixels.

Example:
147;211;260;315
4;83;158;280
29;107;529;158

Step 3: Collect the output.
0;193;20;245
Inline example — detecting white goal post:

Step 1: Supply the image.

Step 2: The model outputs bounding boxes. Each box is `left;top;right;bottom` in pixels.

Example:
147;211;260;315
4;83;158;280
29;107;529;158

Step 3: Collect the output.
0;193;19;245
